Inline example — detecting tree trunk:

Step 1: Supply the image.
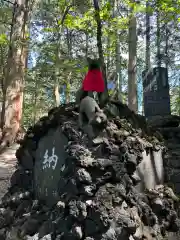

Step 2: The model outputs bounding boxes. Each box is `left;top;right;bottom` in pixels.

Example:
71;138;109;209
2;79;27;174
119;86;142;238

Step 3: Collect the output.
165;23;168;69
85;32;88;57
116;33;122;102
65;30;72;104
145;1;151;71
156;7;161;68
106;32;110;74
179;78;180;116
54;84;60;107
1;0;29;147
128;14;138;113
54;5;72;107
33;76;38;125
143;1;151;115
93;0;109;106
113;0;122;102
54;33;61;107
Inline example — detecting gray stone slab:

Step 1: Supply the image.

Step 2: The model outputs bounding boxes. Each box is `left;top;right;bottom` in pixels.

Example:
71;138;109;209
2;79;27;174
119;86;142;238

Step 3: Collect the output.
135;149;164;192
34;127;68;206
142;67;171;118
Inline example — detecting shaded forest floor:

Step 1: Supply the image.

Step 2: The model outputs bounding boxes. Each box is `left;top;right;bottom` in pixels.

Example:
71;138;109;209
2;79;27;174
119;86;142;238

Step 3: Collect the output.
0;144;18;200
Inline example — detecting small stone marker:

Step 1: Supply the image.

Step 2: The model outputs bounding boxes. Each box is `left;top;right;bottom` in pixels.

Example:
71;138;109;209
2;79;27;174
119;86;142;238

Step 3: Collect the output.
34;127;68;206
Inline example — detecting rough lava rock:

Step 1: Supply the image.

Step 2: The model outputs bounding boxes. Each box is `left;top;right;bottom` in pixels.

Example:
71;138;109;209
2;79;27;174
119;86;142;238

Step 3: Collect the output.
0;101;180;240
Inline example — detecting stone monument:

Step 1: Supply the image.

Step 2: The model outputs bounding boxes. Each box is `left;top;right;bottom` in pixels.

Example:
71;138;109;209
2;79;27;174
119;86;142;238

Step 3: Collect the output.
34;127;68;206
142;67;171;118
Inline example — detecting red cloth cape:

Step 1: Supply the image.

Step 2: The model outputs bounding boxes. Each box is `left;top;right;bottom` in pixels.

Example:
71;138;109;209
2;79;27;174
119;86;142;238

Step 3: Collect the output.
82;69;105;92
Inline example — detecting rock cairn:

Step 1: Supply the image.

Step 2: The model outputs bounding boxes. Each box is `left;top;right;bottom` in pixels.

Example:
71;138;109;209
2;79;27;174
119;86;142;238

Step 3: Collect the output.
0;102;180;240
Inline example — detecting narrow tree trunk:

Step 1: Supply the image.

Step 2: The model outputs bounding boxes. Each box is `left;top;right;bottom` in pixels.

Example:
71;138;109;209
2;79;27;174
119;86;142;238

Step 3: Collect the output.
106;33;110;74
145;1;151;71
85;32;88;57
143;1;151;116
116;33;122;102
54;5;72;107
0;46;7;129
54;32;61;107
1;0;29;146
65;30;72;104
1;89;6;129
179;78;180;116
113;0;122;101
165;24;168;69
54;83;60;107
128;14;138;112
156;7;161;68
93;0;107;86
93;0;109;105
31;73;38;124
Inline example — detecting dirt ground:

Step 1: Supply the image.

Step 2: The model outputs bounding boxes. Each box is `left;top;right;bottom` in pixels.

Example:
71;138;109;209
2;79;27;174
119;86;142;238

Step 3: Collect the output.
0;144;18;200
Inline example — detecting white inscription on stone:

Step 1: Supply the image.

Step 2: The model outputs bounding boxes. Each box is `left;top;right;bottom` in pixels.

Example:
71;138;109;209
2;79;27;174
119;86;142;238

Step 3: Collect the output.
42;147;58;170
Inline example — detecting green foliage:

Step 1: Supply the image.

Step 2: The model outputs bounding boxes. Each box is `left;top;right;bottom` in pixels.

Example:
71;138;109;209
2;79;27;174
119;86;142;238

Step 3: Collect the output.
0;0;180;127
0;33;8;45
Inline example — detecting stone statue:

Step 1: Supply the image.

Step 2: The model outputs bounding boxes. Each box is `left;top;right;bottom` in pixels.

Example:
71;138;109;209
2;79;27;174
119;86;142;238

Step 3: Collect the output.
78;96;107;139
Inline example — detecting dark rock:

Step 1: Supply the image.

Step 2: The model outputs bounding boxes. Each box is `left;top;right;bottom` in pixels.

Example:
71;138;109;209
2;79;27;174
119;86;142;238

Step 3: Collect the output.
21;218;40;236
68;200;87;221
1;103;180;239
0;216;5;229
10;168;32;190
0;228;6;240
6;227;21;240
0;209;14;228
76;168;92;184
85;219;99;236
38;220;55;239
151;198;164;214
18;149;34;170
79;184;96;196
71;224;83;239
15;200;31;217
170;218;180;232
131;172;141;186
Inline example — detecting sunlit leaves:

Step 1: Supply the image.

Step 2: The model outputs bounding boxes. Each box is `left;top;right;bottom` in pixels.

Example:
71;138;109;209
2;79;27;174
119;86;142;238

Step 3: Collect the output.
100;2;111;20
0;33;8;45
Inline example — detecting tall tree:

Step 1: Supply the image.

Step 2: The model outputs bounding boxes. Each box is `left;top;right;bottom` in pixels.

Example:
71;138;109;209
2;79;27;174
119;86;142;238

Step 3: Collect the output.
1;0;30;146
145;1;151;71
93;0;108;105
54;4;72;107
156;1;161;68
128;8;138;113
114;0;122;101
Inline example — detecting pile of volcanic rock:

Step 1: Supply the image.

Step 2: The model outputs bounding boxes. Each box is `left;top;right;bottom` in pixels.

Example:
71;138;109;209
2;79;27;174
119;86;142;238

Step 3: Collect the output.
0;102;180;240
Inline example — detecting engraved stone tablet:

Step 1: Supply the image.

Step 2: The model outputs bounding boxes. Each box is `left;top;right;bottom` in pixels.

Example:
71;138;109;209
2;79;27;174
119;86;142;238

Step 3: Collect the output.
34;127;68;206
142;67;171;118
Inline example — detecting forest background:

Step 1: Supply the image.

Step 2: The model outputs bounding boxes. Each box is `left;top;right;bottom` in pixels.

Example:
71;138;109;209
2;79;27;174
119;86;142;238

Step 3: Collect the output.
0;0;179;142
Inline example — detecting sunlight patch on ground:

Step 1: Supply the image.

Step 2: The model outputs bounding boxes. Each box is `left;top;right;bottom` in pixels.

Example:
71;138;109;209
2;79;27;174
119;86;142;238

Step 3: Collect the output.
0;144;19;199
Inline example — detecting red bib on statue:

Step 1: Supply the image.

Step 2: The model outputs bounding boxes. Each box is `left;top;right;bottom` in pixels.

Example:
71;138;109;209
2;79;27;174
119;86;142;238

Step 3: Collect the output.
82;69;105;92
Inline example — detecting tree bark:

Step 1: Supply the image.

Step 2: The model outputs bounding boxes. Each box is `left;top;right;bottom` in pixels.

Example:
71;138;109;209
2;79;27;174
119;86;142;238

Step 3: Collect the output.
54;84;60;107
85;32;88;58
145;1;151;71
54;5;72;107
93;0;109;106
116;34;122;102
156;6;161;68
1;0;29;147
33;75;38;125
165;23;169;69
128;14;138;113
